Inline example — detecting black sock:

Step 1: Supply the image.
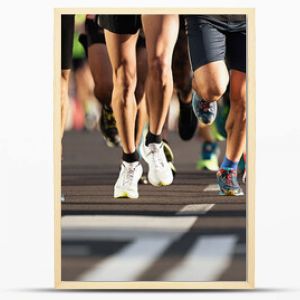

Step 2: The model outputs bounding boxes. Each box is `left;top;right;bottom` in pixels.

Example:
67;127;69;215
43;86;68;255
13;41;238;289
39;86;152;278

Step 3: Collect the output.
122;150;139;163
145;131;162;146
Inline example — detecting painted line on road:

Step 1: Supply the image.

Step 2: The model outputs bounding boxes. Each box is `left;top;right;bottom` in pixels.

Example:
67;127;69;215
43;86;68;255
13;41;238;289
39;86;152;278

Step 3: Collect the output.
62;215;197;240
162;235;237;281
62;215;198;281
204;184;220;192
79;237;173;281
176;204;215;216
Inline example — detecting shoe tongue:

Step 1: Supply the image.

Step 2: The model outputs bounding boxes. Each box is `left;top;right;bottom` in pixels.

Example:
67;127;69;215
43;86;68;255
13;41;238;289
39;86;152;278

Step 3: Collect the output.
123;161;139;168
149;142;162;150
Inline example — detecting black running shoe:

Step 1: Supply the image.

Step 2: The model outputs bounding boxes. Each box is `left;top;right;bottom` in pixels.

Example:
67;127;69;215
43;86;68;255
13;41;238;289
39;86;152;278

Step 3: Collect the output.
178;101;198;141
100;105;121;147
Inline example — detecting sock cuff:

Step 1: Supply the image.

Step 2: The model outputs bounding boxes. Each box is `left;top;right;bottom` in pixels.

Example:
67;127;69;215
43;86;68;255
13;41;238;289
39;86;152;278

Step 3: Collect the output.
145;131;162;146
221;156;239;170
122;150;139;163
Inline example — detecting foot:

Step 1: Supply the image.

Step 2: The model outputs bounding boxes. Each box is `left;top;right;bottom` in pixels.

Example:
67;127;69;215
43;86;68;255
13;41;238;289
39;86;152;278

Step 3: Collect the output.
217;168;243;196
141;141;173;187
178;101;198;141
196;142;219;171
114;161;143;198
192;91;218;125
100;104;121;147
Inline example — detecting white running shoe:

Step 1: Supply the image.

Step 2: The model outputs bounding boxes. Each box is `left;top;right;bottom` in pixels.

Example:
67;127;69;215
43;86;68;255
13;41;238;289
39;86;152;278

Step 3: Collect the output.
114;161;143;199
141;142;174;187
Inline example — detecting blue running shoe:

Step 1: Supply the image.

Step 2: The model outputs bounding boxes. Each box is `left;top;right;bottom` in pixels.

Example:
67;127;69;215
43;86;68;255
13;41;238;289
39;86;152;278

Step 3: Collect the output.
217;168;243;196
192;91;217;125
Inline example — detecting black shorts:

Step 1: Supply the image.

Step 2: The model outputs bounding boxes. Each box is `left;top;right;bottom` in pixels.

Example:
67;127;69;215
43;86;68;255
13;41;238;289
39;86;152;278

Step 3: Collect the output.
86;17;106;46
61;15;75;70
80;15;145;56
185;15;246;73
98;15;142;35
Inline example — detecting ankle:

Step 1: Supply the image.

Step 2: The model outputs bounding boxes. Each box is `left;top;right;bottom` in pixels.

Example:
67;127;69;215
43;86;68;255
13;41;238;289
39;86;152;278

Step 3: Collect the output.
122;150;139;163
220;156;238;170
145;131;162;146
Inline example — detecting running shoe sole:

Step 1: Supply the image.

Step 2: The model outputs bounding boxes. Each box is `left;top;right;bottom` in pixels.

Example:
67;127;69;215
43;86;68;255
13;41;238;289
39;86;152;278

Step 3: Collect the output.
114;192;139;199
218;188;244;196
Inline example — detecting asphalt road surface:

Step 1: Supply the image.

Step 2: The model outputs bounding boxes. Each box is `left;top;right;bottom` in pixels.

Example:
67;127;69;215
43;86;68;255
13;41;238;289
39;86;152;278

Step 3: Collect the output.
61;130;246;282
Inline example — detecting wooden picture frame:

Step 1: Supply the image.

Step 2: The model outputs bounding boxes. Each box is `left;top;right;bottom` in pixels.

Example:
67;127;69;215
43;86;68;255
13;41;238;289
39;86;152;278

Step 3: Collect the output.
54;7;255;289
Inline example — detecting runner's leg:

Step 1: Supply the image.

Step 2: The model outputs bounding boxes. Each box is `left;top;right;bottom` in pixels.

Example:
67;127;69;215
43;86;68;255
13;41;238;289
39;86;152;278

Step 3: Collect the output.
225;70;246;162
104;30;139;154
135;46;148;147
142;15;179;135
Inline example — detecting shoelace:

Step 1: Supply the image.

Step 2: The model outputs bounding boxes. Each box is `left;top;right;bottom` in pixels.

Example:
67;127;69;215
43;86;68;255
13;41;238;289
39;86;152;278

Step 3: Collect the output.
123;165;136;186
200;100;214;113
149;144;165;169
222;169;237;186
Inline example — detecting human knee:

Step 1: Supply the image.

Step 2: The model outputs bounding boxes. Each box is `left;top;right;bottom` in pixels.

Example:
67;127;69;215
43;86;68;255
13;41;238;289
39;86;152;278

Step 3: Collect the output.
114;62;137;102
198;82;227;102
230;94;246;119
149;56;171;85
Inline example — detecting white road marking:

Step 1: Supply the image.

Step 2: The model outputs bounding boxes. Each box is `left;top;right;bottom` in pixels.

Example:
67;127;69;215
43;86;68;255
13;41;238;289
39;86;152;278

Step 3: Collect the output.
62;215;197;240
204;184;220;192
62;215;197;281
176;204;215;216
79;237;172;282
162;235;237;281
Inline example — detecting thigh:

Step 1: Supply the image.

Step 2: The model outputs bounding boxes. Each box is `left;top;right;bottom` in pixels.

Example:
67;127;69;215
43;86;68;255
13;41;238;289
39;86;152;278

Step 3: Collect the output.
185;16;226;72
85;17;106;47
142;15;179;63
104;30;138;75
227;32;246;73
172;27;192;90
